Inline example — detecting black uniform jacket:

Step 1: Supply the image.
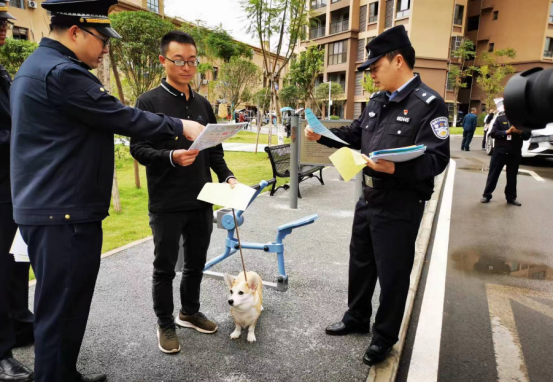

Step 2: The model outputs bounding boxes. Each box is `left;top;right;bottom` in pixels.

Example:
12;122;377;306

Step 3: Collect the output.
0;65;11;204
318;75;450;209
10;38;184;225
131;80;234;213
489;114;531;155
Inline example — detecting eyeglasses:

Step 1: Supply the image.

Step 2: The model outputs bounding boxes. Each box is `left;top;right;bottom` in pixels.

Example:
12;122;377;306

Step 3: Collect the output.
80;27;110;48
0;20;14;29
163;57;199;67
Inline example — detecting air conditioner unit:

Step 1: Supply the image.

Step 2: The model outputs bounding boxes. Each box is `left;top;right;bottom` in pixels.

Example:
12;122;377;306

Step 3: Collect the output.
28;0;37;8
202;79;209;85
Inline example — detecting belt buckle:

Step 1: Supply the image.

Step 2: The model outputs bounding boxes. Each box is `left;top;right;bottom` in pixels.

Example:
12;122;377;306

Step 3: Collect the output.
365;175;374;188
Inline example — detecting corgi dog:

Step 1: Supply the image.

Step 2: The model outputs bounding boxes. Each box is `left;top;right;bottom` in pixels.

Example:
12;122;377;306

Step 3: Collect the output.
223;271;263;343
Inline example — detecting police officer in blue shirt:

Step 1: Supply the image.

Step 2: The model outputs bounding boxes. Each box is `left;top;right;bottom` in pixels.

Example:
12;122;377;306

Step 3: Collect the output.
9;1;205;381
0;4;35;382
306;26;450;366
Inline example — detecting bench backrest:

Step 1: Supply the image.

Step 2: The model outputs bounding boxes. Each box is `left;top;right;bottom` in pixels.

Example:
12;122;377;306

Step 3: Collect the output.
264;144;291;177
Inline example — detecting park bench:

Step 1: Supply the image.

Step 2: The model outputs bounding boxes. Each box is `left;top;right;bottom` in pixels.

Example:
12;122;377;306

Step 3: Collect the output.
264;143;325;198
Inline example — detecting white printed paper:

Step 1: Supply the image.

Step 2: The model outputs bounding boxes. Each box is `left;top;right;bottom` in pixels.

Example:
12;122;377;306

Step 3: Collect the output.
197;182;256;211
189;123;248;151
10;229;29;263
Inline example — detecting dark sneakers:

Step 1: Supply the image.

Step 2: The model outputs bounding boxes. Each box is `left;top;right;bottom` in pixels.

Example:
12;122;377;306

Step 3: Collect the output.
175;312;218;334
157;325;181;354
0;357;33;382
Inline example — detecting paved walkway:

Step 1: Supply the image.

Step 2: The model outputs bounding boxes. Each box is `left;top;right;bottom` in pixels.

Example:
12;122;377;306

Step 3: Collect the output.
15;168;380;382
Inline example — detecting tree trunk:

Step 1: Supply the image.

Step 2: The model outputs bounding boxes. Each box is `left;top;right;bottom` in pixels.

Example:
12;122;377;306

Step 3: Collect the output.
109;48;141;190
112;163;122;213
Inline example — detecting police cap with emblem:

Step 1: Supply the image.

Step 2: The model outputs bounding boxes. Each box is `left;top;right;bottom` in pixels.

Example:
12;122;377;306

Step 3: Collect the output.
42;0;121;39
0;1;16;20
358;25;411;72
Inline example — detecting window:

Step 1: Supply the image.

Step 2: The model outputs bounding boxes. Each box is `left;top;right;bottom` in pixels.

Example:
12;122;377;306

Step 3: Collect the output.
12;27;28;40
450;36;463;58
446;72;454;91
396;0;410;18
328;40;347;65
488;43;494;52
369;2;379;23
311;0;327;9
481;104;487;112
10;0;24;9
357;39;366;61
550;3;553;23
447;103;455;118
493;11;498;20
545;37;553;58
468;15;480;31
213;67;219;81
331;0;342;3
330;17;349;34
359;5;367;32
147;0;159;13
532;271;546;280
453;5;464;25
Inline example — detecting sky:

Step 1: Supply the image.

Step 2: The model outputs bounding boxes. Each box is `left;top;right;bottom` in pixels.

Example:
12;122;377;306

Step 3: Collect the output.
164;0;260;48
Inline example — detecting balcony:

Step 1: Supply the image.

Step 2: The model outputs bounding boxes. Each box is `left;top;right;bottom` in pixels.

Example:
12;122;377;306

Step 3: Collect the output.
330;19;349;34
311;0;327;10
328;53;347;65
309;27;326;39
453;16;463;26
545;50;553;58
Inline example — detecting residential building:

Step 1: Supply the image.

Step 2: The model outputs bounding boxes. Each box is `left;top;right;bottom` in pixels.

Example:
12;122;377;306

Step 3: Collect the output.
301;0;468;119
459;0;553;114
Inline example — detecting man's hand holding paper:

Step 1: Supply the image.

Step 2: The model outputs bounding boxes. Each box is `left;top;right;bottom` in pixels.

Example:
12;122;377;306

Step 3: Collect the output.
181;120;205;141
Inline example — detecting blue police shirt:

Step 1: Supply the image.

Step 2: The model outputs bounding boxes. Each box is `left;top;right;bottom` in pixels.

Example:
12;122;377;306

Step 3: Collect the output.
10;38;184;225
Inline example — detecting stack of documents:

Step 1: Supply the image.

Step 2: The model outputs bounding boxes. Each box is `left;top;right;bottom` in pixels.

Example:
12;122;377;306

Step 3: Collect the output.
370;145;426;163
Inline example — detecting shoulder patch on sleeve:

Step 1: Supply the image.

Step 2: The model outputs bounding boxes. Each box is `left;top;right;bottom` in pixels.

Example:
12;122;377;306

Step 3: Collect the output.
430;117;449;140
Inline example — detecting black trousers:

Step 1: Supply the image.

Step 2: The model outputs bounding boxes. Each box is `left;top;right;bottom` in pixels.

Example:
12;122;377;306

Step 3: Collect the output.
150;208;213;329
461;129;475;150
20;222;103;382
483;151;521;201
342;198;424;348
0;203;34;361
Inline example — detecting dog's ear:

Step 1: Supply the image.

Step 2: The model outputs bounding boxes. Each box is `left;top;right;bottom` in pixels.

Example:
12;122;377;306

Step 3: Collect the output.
248;276;259;292
223;274;234;290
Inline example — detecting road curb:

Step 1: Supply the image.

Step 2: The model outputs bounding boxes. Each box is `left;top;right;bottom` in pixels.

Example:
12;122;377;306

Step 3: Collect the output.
366;164;450;382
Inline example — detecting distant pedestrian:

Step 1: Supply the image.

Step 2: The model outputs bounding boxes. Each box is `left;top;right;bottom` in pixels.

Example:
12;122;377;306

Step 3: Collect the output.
461;107;478;151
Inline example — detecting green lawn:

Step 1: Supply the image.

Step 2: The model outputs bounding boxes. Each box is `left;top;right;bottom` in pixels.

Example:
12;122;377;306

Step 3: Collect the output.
227;131;291;145
29;150;287;281
450;127;484;135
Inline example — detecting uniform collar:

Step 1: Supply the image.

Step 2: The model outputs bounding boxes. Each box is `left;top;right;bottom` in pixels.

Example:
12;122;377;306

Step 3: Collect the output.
386;75;421;103
39;38;91;70
161;78;194;99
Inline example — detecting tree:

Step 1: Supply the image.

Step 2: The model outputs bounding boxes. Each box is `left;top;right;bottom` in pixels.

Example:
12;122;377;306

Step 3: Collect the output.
214;57;260;117
286;46;324;110
0;38;38;77
315;82;345;118
241;88;253;104
109;11;174;189
361;73;379;97
109;11;175;101
473;48;516;111
279;84;300;108
243;0;310;144
447;38;475;126
253;87;272;153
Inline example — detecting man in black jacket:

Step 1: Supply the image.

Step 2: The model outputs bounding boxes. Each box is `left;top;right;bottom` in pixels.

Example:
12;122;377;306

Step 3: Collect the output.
481;112;530;206
130;31;236;354
0;4;34;382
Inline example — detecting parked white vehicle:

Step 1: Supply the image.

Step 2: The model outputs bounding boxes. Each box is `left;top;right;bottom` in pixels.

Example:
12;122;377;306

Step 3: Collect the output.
486;121;553;158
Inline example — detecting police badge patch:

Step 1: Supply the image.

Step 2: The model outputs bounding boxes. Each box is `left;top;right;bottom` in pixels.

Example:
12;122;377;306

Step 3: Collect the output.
430;117;449;140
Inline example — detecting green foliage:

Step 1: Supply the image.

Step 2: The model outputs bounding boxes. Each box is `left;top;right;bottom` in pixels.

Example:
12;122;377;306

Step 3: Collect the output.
278;84;300;108
0;38;38;77
215;57;260;107
330;115;341;120
109;11;175;100
315;82;344;102
478;112;487;127
241;87;253;104
361;73;379;97
254;87;271;111
286;46;324;104
473;48;516;110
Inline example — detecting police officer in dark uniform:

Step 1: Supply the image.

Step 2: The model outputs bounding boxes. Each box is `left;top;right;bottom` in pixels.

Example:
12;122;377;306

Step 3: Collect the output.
0;4;35;381
9;1;205;381
480;111;530;206
305;26;450;366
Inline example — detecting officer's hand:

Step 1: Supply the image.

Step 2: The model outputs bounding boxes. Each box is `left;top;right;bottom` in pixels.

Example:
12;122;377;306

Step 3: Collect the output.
361;154;395;175
172;149;199;167
506;126;516;134
181;120;205;141
227;177;238;189
305;126;321;141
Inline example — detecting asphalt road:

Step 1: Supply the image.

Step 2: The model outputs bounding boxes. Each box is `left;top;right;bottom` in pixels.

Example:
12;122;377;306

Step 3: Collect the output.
398;136;553;382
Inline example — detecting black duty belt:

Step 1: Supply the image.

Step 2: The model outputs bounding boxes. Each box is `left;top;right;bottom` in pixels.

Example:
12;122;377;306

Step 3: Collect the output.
363;174;399;190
